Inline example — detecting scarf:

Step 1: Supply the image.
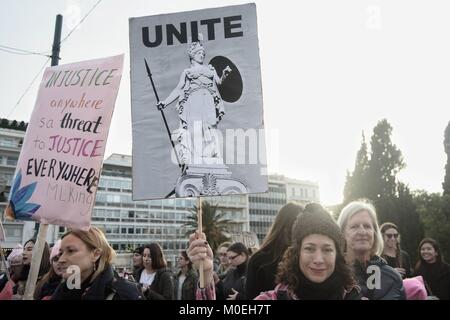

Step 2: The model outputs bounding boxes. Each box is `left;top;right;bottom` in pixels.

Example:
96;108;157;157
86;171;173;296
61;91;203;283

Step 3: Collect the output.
294;269;345;300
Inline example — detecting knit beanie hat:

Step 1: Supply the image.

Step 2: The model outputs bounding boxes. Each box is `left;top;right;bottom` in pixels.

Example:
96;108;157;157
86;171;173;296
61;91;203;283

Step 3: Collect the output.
50;240;61;262
133;246;144;255
292;203;345;253
7;244;23;266
403;276;427;300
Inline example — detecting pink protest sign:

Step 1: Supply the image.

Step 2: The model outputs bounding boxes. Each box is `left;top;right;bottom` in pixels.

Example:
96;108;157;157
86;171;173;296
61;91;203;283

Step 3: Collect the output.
4;55;124;230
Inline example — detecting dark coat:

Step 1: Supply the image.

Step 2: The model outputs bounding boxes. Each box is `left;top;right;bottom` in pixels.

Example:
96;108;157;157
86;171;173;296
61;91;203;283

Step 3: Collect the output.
415;261;450;300
137;267;174;300
173;268;198;300
52;266;143;300
382;250;413;278
245;249;281;299
217;262;247;300
255;283;362;300
353;255;406;300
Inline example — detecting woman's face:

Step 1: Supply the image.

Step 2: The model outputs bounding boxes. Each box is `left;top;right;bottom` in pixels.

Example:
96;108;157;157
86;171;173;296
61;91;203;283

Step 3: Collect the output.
132;252;143;268
52;256;64;276
142;248;152;269
59;234;99;281
22;242;34;265
226;251;246;268
217;247;230;266
383;227;399;250
420;243;438;264
299;234;336;283
344;210;375;255
177;254;188;268
192;49;205;64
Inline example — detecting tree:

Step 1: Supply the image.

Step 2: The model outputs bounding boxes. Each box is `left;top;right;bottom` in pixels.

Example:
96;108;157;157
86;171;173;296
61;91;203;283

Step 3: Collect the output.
183;201;233;252
17;121;26;131
443;121;450;195
365;119;405;223
342;119;423;259
367;119;405;201
10;120;18;129
414;191;450;264
0;118;9;128
344;132;369;203
393;183;424;263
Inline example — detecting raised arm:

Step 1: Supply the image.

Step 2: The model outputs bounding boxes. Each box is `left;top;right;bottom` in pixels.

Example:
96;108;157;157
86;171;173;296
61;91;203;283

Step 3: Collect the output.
213;65;232;85
187;231;216;300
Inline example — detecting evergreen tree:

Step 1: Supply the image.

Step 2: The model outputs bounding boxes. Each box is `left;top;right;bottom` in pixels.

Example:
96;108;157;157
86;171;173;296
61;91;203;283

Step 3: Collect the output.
367;119;405;200
366;119;405;222
0;118;9;128
344;132;369;203
414;191;450;264
443;121;450;195
393;183;424;262
17;121;26;131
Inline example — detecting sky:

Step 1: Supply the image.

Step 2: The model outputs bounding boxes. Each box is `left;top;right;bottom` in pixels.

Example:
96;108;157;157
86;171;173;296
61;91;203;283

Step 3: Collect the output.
1;0;449;206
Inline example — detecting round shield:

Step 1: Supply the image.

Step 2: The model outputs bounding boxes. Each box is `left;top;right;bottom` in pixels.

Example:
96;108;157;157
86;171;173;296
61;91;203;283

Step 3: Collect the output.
209;56;243;103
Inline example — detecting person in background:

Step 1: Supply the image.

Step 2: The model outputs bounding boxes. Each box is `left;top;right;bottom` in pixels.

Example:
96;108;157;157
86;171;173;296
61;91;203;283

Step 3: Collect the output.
255;203;361;300
337;200;405;300
131;246;144;282
216;242;249;300
0;245;23;299
174;250;198;300
137;243;174;300
52;227;143;300
414;238;450;300
34;240;63;300
246;202;304;299
15;239;50;298
380;222;412;279
215;242;231;281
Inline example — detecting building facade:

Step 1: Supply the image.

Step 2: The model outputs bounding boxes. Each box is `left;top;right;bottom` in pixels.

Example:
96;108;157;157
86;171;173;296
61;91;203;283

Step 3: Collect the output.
84;154;250;268
248;174;320;244
0;124;46;250
0;121;320;269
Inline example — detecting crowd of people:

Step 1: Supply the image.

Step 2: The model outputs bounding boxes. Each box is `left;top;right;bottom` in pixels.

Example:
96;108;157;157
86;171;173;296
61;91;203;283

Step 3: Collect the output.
0;199;449;300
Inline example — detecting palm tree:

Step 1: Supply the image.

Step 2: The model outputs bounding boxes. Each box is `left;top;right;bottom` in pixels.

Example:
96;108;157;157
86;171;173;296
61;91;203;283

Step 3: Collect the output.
183;201;233;252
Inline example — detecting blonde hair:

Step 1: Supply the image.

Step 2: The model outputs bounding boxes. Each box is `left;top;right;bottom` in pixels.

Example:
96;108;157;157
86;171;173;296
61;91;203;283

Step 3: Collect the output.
62;226;116;281
337;200;384;256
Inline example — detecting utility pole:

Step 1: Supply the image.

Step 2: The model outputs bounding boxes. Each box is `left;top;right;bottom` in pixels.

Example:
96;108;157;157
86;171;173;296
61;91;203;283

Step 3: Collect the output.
24;14;63;300
51;14;63;66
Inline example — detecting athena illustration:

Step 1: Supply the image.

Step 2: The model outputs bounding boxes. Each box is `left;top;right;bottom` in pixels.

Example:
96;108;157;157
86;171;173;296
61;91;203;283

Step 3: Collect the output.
156;42;232;167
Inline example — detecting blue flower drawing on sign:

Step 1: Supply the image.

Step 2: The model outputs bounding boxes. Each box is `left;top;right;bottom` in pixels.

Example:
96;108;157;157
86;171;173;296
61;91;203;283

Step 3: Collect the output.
5;170;41;220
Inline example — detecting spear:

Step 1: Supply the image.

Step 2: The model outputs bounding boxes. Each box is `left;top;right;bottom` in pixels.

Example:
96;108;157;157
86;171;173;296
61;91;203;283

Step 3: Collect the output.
144;58;184;171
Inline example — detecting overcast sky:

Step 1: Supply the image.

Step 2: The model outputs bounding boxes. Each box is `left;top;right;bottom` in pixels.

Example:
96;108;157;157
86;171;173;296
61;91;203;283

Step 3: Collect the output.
1;0;449;205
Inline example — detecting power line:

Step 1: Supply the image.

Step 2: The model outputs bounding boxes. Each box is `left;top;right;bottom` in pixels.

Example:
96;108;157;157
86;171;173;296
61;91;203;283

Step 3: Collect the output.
0;45;51;57
60;0;103;45
6;57;51;119
5;0;103;119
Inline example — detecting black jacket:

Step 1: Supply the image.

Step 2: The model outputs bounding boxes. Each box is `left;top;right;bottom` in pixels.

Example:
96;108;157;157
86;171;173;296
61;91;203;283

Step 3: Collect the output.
415;261;450;300
353;255;406;300
245;249;281;299
217;262;247;300
137;267;174;300
382;250;413;278
173;268;198;300
52;266;143;300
